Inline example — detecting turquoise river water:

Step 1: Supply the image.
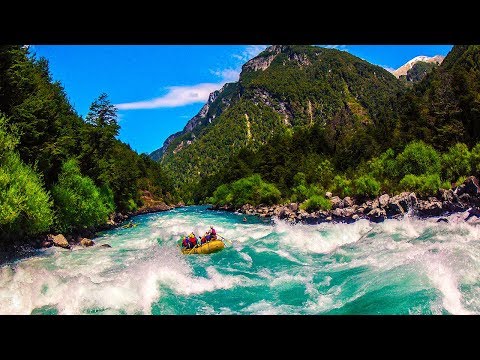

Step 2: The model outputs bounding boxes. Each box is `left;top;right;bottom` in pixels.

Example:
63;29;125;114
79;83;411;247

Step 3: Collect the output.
1;205;480;314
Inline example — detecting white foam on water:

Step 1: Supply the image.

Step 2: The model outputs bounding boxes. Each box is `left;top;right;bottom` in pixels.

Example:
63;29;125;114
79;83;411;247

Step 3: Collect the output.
3;206;480;314
423;254;473;315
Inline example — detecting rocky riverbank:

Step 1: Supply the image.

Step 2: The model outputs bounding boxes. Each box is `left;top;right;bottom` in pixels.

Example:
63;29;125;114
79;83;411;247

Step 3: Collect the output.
210;176;480;224
31;200;184;251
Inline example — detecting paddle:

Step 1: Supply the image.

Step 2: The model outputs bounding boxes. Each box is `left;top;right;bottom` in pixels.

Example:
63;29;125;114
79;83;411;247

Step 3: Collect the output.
186;243;200;254
218;235;233;245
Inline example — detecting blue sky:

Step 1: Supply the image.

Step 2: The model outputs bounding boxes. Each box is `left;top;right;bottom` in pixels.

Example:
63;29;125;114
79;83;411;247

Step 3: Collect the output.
32;44;453;155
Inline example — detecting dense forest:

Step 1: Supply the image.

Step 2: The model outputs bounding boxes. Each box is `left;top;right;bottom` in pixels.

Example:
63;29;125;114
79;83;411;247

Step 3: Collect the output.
156;45;480;209
0;46;177;244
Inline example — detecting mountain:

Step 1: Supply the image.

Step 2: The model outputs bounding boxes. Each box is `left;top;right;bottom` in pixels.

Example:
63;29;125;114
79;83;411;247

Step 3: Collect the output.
153;45;405;197
399;61;439;83
392;55;444;78
396;45;480;150
149;82;239;161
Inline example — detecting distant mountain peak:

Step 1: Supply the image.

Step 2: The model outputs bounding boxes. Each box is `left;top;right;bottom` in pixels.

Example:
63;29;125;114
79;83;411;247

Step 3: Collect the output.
392;55;445;78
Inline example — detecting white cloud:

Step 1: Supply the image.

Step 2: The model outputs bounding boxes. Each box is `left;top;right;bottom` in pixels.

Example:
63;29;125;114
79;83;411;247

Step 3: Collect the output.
210;68;240;82
233;45;269;62
116;83;222;110
116;45;267;111
380;65;396;73
318;45;349;52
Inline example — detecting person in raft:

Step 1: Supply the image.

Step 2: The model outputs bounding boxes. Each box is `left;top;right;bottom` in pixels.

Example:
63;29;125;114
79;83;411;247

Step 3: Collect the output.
201;229;214;244
208;226;217;240
182;233;198;249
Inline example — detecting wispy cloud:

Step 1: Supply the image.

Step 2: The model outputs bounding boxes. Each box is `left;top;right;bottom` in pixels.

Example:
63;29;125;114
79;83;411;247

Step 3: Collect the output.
318;45;349;52
233;45;269;62
116;45;267;111
116;83;222;110
380;65;396;73
209;68;240;82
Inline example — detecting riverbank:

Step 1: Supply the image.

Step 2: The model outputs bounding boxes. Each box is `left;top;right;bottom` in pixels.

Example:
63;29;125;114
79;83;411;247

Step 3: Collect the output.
0;201;183;259
210;176;480;225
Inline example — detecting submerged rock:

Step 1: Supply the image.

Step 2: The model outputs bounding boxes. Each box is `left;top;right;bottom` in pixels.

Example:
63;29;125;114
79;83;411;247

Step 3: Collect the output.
100;244;112;248
80;238;95;247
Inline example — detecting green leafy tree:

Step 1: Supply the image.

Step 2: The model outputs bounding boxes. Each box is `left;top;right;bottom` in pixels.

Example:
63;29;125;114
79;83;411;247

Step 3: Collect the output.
0;115;53;242
399;174;442;197
354;175;381;197
52;159;114;232
300;195;332;212
441;143;471;182
396;141;441;177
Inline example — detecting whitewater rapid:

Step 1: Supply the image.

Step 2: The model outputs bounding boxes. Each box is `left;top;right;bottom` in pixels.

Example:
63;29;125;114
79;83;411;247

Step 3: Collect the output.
1;206;479;315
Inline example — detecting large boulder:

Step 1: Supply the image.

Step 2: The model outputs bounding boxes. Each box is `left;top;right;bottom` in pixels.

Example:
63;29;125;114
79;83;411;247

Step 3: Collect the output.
330;196;342;209
378;194;390;208
416;198;443;216
288;203;299;212
342;197;354;208
332;208;344;217
47;234;70;249
387;201;405;216
456;176;480;197
438;188;455;203
367;208;386;223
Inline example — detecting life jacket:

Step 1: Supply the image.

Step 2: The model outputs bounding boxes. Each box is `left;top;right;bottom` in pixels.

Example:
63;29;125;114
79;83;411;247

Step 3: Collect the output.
182;237;188;247
190;236;197;246
201;236;207;244
211;228;216;235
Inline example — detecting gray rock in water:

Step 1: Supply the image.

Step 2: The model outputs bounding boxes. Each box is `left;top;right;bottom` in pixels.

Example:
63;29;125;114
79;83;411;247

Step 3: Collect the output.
417;198;443;216
80;238;95;247
437;217;449;223
378;194;390;208
100;244;112;248
352;214;360;221
367;208;386;223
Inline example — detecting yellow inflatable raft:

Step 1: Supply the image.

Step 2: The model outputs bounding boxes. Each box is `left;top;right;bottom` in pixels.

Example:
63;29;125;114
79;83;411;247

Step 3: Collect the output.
181;239;225;255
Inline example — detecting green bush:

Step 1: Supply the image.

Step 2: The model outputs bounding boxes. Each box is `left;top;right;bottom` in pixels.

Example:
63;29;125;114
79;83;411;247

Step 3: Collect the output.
396;141;441;177
330;175;352;198
210;174;281;206
354;175;381;197
0;116;53;241
300;195;332;212
442;143;471;182
367;148;398;180
399;173;442;197
52;159;114;232
210;184;232;206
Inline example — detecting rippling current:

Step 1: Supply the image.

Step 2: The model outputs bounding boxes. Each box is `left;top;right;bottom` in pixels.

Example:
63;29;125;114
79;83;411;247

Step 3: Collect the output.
1;205;480;315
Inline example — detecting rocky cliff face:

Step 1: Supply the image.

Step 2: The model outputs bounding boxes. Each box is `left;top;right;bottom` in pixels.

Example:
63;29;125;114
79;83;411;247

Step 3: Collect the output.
150;82;239;161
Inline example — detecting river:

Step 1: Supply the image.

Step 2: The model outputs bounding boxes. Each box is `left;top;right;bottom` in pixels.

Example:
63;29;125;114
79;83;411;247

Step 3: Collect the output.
1;205;479;314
